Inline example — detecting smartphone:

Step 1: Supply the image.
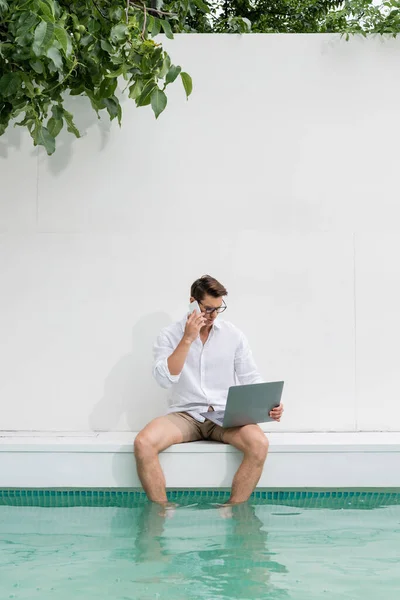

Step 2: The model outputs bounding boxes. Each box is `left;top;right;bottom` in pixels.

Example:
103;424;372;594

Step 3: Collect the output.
188;300;201;315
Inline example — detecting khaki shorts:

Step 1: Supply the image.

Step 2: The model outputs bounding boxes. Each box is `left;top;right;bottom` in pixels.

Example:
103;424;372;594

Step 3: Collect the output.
165;409;226;444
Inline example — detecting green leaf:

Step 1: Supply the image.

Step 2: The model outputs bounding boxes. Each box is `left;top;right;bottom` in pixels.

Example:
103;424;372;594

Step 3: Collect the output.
165;65;181;85
0;42;13;59
55;26;72;57
16;13;39;40
51;105;63;120
193;0;209;12
34;124;56;155
159;54;171;79
38;0;55;22
88;20;101;35
46;46;63;70
98;77;118;98
20;73;35;96
100;40;114;54
147;15;155;34
137;80;157;106
33;21;54;56
0;73;21;97
110;24;128;43
89;94;105;115
62;109;80;138
151;17;162;37
47;116;63;137
151;87;167;119
0;122;8;135
105;65;126;78
0;0;9;16
30;60;44;73
180;72;193;99
103;97;122;124
160;20;174;39
129;80;142;100
69;84;85;96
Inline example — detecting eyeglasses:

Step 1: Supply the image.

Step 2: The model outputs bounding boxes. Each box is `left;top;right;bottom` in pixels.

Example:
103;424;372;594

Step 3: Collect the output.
197;298;227;315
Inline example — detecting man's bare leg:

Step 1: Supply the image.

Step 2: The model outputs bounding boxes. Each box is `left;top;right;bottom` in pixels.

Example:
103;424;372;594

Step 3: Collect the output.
221;424;269;504
134;416;184;504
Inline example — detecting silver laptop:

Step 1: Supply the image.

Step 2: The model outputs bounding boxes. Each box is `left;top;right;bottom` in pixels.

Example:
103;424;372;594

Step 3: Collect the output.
200;381;284;428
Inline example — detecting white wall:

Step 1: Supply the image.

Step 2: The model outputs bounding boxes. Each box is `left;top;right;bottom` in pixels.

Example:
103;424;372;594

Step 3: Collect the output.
1;34;400;433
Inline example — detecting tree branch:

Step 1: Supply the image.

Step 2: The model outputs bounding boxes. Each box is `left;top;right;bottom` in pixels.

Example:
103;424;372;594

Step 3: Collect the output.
141;1;147;39
129;1;176;17
92;0;111;21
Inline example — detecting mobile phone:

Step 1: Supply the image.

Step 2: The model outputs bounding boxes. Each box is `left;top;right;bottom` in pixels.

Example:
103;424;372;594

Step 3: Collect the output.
188;300;201;315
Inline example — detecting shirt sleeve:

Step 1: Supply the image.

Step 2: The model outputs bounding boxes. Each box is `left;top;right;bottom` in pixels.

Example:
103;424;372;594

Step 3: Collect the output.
234;332;264;385
152;332;181;389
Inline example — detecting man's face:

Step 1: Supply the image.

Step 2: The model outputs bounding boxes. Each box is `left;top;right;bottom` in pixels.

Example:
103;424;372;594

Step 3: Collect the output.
191;293;224;326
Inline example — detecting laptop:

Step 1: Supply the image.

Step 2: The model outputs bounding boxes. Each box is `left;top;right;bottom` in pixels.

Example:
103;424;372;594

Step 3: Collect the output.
200;381;284;428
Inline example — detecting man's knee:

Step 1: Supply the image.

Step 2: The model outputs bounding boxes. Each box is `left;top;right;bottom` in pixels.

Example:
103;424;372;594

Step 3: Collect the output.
133;430;157;458
243;429;269;464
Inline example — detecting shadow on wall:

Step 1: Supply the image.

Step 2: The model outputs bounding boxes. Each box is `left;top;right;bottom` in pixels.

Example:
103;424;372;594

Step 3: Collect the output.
90;311;172;432
0;123;32;158
0;95;113;164
45;95;112;176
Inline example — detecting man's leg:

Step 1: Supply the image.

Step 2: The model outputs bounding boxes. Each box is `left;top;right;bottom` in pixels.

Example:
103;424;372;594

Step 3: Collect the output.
134;416;184;503
220;424;269;504
134;413;199;503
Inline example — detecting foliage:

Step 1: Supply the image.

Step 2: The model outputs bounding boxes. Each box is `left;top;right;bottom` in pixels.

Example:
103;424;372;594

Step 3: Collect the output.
2;0;400;155
164;0;400;35
0;0;195;154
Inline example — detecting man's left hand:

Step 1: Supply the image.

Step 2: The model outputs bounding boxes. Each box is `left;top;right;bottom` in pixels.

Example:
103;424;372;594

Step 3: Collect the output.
269;403;284;422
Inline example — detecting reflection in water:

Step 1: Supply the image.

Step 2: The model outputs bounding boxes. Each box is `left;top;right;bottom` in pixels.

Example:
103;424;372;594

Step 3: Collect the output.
131;502;289;600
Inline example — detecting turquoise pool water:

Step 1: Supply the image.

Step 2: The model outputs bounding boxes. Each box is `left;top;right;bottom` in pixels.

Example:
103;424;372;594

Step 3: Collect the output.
1;490;400;600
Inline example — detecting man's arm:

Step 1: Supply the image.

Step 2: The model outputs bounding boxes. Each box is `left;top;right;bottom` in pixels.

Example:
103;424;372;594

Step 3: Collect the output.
234;332;284;422
153;311;206;388
234;333;264;386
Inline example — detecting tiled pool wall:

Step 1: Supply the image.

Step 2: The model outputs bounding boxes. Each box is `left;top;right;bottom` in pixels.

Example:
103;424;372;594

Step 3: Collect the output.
1;489;400;509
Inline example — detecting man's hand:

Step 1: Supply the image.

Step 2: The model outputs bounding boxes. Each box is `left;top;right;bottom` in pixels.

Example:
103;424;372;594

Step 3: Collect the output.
183;310;206;343
269;403;284;422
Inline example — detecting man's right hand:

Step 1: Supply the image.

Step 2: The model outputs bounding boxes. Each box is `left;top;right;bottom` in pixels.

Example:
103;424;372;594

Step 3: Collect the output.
183;310;206;343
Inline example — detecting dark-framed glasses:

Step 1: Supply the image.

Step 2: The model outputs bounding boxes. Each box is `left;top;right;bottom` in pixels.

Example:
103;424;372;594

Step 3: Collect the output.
198;298;227;315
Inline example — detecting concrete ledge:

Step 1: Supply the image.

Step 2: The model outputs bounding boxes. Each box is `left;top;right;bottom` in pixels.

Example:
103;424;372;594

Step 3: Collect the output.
1;431;400;489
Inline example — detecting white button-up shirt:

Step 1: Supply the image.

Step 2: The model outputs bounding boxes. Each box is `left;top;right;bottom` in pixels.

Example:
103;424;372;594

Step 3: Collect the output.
153;316;263;422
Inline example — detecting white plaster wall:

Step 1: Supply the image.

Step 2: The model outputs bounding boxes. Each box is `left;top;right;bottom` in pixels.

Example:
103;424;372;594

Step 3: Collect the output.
1;34;399;432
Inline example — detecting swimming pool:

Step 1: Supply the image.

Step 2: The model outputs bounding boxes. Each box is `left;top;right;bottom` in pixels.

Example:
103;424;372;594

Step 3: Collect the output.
1;489;399;600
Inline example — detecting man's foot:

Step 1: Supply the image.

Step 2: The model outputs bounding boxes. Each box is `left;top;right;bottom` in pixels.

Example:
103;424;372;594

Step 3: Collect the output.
153;501;199;517
212;500;248;518
218;504;233;519
152;500;178;518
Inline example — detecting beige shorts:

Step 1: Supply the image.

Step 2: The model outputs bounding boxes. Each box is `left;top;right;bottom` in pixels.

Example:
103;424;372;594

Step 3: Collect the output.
165;409;226;444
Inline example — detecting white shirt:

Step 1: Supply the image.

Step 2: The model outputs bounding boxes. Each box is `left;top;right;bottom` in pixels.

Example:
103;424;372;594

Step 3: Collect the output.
153;316;263;422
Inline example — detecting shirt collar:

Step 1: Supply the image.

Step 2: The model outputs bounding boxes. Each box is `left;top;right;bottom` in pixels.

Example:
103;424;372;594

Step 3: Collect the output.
180;315;221;331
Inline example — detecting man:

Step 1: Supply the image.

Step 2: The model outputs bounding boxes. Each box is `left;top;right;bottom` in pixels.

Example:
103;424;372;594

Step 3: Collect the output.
134;275;284;505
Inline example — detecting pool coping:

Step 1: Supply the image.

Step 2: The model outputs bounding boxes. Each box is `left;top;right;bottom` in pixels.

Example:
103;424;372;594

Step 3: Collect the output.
1;431;400;453
1;431;400;488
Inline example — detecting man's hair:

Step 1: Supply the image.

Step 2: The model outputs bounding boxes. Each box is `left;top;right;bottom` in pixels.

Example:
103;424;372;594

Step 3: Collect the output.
191;275;228;302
